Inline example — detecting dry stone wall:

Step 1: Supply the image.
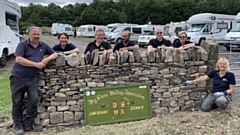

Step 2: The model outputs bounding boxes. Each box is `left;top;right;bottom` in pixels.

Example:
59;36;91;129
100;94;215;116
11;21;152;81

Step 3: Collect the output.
33;41;219;126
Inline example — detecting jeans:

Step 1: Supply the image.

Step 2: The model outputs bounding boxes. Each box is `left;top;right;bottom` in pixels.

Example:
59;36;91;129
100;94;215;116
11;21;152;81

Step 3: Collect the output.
201;93;229;112
10;75;39;127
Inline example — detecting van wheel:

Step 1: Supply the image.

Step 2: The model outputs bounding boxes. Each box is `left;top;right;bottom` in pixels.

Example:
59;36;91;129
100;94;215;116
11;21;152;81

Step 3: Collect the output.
116;38;122;43
198;38;205;46
0;50;7;66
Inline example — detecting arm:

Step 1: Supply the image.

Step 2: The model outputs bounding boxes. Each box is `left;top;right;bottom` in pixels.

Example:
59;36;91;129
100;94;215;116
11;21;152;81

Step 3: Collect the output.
148;45;157;51
16;56;44;68
180;43;195;50
65;48;79;54
164;40;174;49
226;85;235;94
41;52;58;64
126;45;139;51
192;75;209;83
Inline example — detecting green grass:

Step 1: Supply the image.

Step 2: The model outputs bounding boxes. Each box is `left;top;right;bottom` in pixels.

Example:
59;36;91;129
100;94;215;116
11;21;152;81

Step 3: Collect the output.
0;71;12;118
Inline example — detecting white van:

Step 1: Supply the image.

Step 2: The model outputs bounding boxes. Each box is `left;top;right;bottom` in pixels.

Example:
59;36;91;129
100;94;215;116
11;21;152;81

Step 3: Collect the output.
105;23;138;36
0;0;21;66
107;24;160;43
163;21;189;36
186;13;236;45
224;12;240;50
77;25;106;37
51;23;74;36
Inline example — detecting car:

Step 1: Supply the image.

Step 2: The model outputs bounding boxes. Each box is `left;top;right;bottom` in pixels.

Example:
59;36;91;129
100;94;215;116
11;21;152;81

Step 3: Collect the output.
137;31;179;47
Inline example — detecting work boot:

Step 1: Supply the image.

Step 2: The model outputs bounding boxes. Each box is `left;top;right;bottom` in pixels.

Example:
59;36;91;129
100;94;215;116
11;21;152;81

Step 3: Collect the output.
24;124;43;132
14;125;24;135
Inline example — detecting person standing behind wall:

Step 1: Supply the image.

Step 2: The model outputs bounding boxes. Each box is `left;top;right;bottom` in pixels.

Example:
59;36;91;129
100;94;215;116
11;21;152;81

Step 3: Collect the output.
10;26;58;135
52;32;79;55
113;30;139;52
147;28;173;51
84;28;113;54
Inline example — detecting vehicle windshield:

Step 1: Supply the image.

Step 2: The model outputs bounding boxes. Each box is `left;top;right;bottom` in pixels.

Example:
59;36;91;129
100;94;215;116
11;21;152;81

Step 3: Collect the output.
187;24;206;32
142;31;170;36
231;22;240;32
78;27;86;32
112;27;124;33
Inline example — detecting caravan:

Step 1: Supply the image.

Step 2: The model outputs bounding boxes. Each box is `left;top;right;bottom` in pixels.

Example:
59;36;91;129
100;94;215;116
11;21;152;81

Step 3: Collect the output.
51;23;74;36
186;13;236;45
224;12;240;50
77;25;106;37
0;0;21;66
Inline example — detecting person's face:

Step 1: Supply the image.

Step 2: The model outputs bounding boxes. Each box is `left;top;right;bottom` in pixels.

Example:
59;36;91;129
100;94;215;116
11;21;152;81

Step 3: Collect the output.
218;60;227;71
155;29;163;39
95;31;104;43
29;28;41;44
59;34;68;45
179;33;187;43
121;32;130;43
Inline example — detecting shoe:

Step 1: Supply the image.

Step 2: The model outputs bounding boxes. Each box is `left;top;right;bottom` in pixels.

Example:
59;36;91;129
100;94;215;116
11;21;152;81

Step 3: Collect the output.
14;125;24;135
24;125;43;132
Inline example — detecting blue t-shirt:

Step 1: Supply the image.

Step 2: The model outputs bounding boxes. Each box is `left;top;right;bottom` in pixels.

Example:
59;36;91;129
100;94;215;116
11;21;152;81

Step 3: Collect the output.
52;43;77;52
207;70;236;93
11;39;55;80
113;41;136;52
173;40;192;48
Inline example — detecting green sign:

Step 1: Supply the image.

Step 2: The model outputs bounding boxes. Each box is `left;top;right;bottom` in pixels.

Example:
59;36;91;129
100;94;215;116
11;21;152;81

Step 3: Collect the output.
83;83;152;126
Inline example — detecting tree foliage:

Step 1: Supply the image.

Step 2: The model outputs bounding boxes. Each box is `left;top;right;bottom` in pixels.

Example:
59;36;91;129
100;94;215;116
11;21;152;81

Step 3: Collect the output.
19;0;240;29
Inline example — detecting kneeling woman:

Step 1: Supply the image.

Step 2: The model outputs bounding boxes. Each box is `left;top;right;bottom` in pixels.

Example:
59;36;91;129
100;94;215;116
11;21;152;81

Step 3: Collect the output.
186;57;236;112
52;32;79;55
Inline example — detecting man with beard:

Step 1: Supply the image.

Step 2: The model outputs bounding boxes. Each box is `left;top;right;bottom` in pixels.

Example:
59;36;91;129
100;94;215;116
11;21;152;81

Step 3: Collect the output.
147;28;173;51
10;26;58;135
113;30;139;52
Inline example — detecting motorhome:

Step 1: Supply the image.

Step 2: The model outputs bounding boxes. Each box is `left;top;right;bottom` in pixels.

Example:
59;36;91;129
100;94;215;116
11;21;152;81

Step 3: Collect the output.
186;13;236;45
0;0;22;66
224;12;240;50
51;23;74;36
105;23;138;36
77;25;106;37
163;21;189;36
106;24;162;43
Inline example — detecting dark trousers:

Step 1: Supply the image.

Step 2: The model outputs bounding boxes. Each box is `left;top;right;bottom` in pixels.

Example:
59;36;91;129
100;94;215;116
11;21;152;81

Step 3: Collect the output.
10;76;39;127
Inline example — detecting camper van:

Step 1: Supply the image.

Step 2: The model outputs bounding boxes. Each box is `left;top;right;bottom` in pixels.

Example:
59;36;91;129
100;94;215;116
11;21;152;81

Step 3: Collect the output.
77;25;106;37
186;13;236;45
105;23;138;36
107;24;161;43
224;12;240;50
51;23;74;36
163;21;189;36
0;0;21;66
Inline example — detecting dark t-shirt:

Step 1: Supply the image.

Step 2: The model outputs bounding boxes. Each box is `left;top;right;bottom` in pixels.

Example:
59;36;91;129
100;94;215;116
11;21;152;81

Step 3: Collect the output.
113;41;136;52
84;41;112;54
11;39;55;80
147;38;172;48
52;43;77;52
207;70;236;93
173;40;192;48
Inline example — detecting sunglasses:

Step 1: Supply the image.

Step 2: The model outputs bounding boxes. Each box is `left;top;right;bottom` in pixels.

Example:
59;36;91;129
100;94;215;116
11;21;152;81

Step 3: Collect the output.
156;32;163;34
179;36;186;38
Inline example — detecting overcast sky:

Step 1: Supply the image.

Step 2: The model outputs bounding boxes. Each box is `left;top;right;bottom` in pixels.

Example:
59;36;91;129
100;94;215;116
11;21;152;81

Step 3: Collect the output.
14;0;93;6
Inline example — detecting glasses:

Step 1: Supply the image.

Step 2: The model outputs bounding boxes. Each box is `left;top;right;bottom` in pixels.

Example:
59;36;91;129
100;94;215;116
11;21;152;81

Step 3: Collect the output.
156;32;162;35
179;36;186;39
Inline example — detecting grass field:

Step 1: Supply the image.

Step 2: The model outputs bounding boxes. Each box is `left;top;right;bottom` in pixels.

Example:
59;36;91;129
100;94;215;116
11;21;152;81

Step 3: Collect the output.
0;71;11;118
